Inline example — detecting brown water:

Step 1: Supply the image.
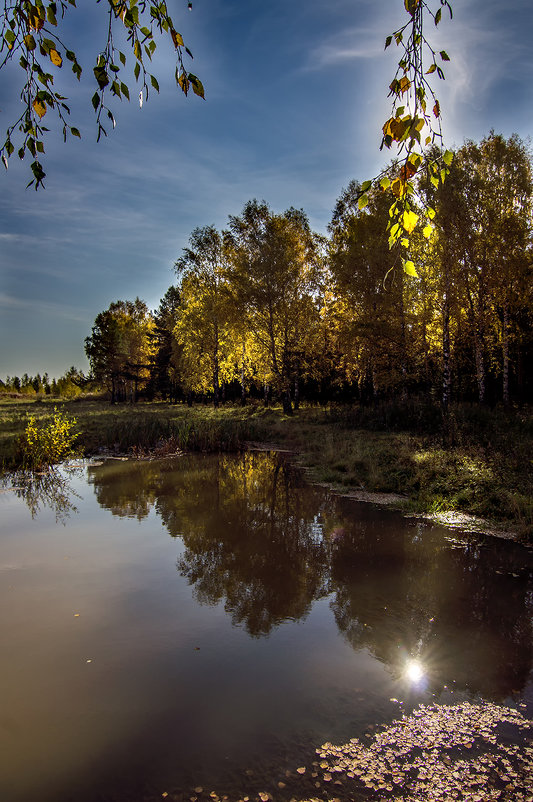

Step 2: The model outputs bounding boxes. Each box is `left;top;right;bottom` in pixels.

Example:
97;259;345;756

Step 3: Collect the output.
1;452;532;802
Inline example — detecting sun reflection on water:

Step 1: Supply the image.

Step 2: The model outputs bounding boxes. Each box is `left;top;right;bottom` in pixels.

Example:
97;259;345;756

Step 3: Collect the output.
405;659;425;684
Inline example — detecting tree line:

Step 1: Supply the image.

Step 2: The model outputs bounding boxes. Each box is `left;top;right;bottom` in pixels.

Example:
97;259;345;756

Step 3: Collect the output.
0;366;90;398
82;132;532;411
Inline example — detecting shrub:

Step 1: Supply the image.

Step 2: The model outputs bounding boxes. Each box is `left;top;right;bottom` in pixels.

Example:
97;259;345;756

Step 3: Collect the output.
18;409;80;469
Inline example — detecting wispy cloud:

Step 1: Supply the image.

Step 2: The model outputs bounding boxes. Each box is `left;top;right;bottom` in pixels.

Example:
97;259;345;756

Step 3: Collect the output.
304;25;386;70
0;293;89;323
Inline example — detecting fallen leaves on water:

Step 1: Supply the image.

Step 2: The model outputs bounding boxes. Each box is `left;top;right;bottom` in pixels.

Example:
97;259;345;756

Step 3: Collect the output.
182;701;532;802
312;701;533;802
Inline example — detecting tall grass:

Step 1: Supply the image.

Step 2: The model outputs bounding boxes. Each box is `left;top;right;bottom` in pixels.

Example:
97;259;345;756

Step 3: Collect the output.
1;396;531;539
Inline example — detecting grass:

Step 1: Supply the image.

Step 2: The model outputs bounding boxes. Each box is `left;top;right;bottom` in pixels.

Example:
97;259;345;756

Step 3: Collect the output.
1;394;532;539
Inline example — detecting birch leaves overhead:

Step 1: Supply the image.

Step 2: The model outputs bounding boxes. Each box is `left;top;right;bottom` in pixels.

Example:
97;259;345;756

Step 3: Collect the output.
357;0;455;277
0;0;204;187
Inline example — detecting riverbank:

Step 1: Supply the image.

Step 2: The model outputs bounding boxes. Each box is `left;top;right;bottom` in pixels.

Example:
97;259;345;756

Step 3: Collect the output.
1;396;531;540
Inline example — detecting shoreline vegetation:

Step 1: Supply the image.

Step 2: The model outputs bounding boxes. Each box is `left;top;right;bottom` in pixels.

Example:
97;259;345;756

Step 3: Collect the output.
1;395;531;542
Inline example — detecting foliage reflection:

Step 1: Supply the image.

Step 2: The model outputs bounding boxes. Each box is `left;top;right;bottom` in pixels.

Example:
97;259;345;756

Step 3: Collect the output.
87;452;533;699
3;466;81;522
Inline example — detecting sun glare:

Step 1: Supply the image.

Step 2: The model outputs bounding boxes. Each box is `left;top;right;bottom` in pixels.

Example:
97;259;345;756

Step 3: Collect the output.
405;659;424;684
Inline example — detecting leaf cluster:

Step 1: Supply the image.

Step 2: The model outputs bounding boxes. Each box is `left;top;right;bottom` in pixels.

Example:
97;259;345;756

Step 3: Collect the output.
357;1;453;277
0;0;203;187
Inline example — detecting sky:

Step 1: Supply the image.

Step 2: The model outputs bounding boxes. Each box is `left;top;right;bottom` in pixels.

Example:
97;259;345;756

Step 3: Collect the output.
1;0;532;379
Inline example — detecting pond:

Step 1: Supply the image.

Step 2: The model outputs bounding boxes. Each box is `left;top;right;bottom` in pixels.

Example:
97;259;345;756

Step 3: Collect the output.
1;451;532;802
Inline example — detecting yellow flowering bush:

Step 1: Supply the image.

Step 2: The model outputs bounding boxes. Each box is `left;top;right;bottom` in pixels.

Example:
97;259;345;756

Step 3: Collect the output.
18;409;80;469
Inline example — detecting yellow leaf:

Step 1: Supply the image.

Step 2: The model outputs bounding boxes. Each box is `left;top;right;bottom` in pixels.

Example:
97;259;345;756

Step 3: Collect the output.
402;210;418;233
399;76;411;94
391;178;406;198
403;260;419;277
423;224;433;239
50;49;62;67
171;29;184;48
29;13;44;31
32;98;47;118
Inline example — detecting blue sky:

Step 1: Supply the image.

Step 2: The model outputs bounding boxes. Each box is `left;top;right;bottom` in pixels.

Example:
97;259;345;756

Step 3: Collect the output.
1;0;532;378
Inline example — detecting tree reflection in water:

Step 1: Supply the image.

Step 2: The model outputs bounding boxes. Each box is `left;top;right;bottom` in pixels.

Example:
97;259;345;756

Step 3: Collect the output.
328;497;533;700
87;451;533;701
2;465;82;522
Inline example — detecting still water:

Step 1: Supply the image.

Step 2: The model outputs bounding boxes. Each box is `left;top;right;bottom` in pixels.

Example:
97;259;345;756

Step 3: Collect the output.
1;452;532;802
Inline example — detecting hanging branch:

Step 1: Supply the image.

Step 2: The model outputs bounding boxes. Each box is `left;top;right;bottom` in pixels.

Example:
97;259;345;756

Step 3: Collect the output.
358;0;454;278
0;0;204;188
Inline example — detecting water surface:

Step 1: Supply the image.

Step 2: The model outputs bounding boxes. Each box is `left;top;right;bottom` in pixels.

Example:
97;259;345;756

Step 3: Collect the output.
1;452;532;802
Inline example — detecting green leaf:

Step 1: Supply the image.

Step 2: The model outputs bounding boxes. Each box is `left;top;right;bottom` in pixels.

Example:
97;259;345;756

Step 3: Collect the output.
91;92;100;111
121;82;130;100
47;4;58;25
4;30;16;46
380;177;391;190
440;50;450;61
24;34;37;51
384;35;392;49
360;180;372;193
134;62;141;81
119;51;126;66
426;63;436;74
434;7;442;25
403;260;418;277
70;127;81;137
358;194;368;210
93;66;109;90
189;73;205;98
150;74;160;92
442;149;453;166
